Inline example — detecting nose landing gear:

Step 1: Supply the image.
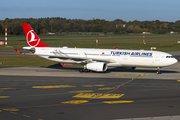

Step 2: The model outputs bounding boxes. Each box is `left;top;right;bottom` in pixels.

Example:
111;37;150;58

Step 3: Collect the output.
157;67;161;74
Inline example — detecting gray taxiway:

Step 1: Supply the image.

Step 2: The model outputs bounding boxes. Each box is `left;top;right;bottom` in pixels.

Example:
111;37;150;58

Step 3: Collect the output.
0;50;180;120
0;61;180;120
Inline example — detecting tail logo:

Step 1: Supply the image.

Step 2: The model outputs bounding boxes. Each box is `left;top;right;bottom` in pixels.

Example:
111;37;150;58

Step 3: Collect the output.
26;30;40;47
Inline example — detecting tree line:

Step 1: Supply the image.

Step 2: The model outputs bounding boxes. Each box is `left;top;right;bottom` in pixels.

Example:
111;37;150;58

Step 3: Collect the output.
0;17;180;35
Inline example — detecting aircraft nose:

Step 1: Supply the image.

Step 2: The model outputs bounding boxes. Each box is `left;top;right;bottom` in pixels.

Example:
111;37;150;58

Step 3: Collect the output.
172;58;178;64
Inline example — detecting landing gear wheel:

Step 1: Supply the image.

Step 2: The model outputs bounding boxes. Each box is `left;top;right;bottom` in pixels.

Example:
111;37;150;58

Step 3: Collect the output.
79;69;84;72
157;67;161;74
79;69;90;73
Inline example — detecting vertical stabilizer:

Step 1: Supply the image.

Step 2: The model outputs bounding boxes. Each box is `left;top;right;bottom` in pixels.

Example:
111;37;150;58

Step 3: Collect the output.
22;23;49;47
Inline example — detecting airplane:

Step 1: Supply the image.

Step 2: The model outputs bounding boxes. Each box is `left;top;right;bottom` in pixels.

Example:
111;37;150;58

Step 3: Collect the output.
16;23;178;74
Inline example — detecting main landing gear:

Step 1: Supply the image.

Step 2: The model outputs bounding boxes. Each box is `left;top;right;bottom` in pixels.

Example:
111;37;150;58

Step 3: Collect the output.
79;69;91;73
157;67;161;74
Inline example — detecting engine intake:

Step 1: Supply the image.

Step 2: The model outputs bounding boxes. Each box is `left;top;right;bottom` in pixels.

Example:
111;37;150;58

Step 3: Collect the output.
85;62;107;72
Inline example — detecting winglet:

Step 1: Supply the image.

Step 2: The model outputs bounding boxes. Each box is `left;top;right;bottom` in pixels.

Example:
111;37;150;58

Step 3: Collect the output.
15;49;24;54
22;23;49;47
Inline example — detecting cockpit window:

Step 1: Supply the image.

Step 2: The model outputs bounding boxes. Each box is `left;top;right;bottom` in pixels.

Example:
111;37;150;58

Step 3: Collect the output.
166;56;174;58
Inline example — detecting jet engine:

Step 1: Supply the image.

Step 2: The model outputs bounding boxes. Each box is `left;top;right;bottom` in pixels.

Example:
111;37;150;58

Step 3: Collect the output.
85;62;107;72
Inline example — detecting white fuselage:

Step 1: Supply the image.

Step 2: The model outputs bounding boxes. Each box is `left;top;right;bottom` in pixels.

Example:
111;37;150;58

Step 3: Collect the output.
30;47;177;68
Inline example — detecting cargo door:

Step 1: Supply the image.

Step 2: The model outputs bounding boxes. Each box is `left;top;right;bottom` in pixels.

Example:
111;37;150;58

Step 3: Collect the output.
78;51;87;58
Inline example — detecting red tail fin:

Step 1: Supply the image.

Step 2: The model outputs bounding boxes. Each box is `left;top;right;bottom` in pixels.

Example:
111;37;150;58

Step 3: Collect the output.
22;23;49;47
15;49;24;54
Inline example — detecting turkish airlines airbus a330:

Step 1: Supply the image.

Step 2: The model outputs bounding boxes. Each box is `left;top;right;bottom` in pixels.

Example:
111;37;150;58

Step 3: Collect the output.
16;23;178;74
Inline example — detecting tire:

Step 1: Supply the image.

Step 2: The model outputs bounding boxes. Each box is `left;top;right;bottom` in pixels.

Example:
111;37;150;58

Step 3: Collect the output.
157;71;161;74
79;69;84;72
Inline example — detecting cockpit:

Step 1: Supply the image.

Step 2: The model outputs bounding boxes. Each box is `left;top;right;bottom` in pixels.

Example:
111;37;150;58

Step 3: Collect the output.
166;56;174;58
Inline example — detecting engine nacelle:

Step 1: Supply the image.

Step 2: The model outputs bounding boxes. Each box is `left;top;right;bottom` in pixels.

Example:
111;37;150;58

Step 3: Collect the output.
86;62;107;72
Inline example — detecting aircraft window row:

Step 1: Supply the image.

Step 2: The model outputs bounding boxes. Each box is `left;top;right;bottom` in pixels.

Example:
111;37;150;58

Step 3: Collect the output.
100;54;111;56
86;54;99;56
166;56;174;58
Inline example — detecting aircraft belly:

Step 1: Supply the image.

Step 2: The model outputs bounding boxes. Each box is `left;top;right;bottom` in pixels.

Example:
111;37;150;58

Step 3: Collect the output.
107;63;122;67
152;61;172;67
119;57;154;67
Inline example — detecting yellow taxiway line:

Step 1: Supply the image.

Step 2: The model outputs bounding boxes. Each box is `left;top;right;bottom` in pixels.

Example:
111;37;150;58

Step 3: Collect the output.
32;85;76;89
73;93;124;99
102;101;134;104
0;96;10;98
61;100;89;104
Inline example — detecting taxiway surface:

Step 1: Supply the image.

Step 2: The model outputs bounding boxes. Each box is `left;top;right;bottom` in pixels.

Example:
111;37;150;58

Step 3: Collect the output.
0;62;180;120
0;50;180;120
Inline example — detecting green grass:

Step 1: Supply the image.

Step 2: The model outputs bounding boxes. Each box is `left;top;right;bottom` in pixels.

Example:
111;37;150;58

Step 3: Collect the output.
1;36;180;51
1;33;180;40
0;54;82;67
0;54;55;66
0;34;180;67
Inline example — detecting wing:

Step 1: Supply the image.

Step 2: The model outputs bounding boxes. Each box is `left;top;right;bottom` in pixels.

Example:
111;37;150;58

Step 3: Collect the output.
49;49;115;63
15;48;116;64
48;55;115;63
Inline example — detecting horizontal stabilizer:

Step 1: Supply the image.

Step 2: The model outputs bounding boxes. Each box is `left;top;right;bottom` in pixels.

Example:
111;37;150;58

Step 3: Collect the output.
15;49;24;54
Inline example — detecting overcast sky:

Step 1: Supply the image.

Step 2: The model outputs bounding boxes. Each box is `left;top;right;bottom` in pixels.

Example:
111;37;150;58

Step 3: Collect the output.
0;0;180;22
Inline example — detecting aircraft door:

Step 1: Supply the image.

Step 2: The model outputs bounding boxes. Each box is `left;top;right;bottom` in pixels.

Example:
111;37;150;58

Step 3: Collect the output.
78;51;87;58
155;54;160;61
123;55;128;60
44;49;48;54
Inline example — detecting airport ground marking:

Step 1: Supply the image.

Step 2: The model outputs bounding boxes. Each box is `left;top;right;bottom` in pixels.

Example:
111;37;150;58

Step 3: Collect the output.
38;118;43;120
82;85;93;87
135;68;145;70
10;112;17;114
98;87;116;90
118;74;129;76
102;100;134;104
106;77;135;94
61;100;89;104
0;108;18;115
103;73;142;98
115;74;134;80
94;85;105;87
0;88;16;91
68;90;93;93
1;107;43;120
82;85;105;87
32;85;76;89
2;108;19;112
0;96;10;98
23;114;31;118
73;93;124;99
135;74;149;76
